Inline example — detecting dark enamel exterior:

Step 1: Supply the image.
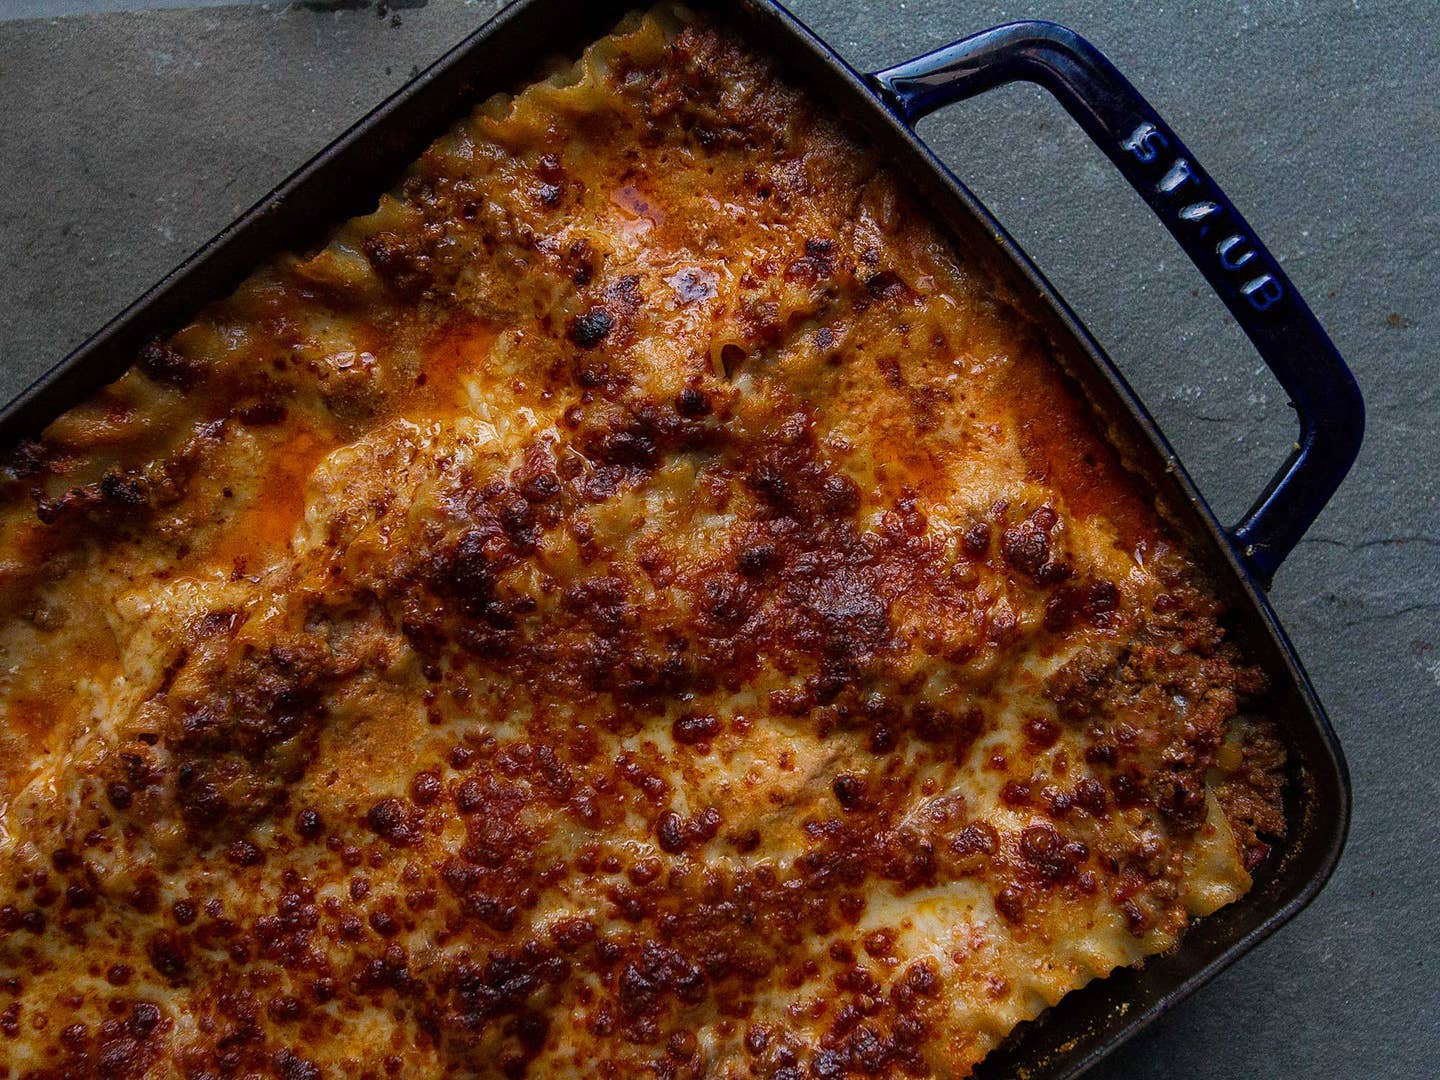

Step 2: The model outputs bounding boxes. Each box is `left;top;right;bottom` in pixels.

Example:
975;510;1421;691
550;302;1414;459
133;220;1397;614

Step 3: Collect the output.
0;2;1358;1076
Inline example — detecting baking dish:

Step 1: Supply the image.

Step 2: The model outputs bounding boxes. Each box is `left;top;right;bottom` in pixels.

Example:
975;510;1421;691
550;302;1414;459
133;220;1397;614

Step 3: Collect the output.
0;1;1362;1075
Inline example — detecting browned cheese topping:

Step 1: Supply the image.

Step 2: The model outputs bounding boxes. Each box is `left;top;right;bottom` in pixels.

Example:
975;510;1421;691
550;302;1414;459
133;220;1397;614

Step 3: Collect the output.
0;9;1283;1078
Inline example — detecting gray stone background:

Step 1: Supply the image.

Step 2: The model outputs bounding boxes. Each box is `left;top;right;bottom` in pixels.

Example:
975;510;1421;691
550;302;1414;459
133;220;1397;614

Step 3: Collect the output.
0;0;1435;1075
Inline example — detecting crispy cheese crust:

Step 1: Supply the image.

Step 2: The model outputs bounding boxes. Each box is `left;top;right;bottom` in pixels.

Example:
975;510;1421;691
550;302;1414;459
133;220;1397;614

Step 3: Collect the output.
0;9;1282;1078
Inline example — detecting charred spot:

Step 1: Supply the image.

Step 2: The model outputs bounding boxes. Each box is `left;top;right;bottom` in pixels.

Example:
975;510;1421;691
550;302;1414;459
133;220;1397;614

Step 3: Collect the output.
294;809;323;839
993;885;1026;924
743;460;805;522
1042;785;1075;818
675;386;711;417
605;274;643;310
236;398;287;427
275;1049;323;1080
454;778;485;814
564;238;596;285
410;771;442;806
366;798;421;847
97;1035;145;1074
490;487;541;553
820;474;861;516
784;238;837;285
832;773;864;811
949;821;998;861
654;806;721;854
1085;741;1119;767
516;1010;550;1056
585;418;660;469
34;464;177;527
369;910;401;940
1000;779;1032;807
672;712;721;746
862;930;895;959
519;469;561;505
655;810;687;854
175;775;228;831
226;839;264;867
1044;578;1120;632
168;637;329;835
63;883;95;910
573;356;618;392
1073;777;1108;814
804;567;892;668
138;339;206;390
549;917;596;952
1019;824;1087;884
147;931;190;983
568;309;614;349
1122;900;1150;935
514;444;562;505
962;521;991;558
617;942;706;1018
909;703;982;757
129;1002;162;1039
441;946;569;1033
864;270;912;302
1087;579;1120;616
1022;715;1061;749
583;399;719;474
107;964;134;986
737;542;777;579
697;572;751;636
1111;770;1149;807
1001;506;1070;583
363;229;435;297
561;576;630;637
442;528;503;613
805;236;836;263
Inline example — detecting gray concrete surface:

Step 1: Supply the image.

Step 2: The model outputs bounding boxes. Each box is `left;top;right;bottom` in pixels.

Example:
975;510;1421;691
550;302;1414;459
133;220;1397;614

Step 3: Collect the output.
1;1;1436;1075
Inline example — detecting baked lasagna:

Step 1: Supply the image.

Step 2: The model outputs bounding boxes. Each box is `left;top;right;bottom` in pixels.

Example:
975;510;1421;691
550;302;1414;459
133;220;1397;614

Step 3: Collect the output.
0;7;1285;1077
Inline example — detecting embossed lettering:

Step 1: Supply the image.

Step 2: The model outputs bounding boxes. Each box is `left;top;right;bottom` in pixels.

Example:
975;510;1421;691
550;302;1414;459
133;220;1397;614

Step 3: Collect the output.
1121;121;1167;163
1121;121;1284;316
1242;275;1284;311
1158;158;1195;195
1217;235;1256;270
1179;201;1220;222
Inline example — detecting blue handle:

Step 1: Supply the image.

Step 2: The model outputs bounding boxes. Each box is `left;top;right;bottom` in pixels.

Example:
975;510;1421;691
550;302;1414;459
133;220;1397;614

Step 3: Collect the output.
871;21;1363;587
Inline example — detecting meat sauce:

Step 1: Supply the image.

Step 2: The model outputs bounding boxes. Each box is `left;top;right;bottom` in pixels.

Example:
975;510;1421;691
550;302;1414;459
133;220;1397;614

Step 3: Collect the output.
0;8;1283;1077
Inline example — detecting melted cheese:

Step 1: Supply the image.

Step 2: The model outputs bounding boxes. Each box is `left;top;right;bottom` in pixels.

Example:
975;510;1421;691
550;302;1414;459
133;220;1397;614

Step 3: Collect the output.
0;8;1279;1077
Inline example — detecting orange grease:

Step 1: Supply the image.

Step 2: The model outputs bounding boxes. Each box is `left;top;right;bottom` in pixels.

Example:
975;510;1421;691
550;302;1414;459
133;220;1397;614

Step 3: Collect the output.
204;430;334;574
416;320;500;418
1002;348;1157;554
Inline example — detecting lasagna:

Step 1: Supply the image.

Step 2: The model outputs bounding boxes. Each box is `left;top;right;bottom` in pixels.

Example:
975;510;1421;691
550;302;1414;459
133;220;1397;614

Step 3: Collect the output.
0;8;1285;1077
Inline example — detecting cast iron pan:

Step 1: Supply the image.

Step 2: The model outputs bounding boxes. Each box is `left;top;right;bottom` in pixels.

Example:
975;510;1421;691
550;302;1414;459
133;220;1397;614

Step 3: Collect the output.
0;2;1363;1075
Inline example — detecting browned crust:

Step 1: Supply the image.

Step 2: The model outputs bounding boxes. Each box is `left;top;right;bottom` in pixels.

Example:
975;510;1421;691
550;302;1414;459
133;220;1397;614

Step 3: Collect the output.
0;10;1284;1078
